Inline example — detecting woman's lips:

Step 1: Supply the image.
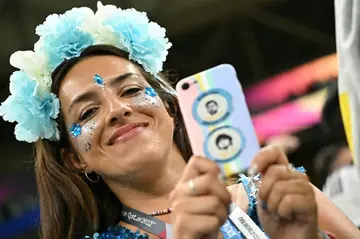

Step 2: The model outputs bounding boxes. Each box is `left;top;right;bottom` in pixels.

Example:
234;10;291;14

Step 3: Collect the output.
109;122;148;145
114;125;146;144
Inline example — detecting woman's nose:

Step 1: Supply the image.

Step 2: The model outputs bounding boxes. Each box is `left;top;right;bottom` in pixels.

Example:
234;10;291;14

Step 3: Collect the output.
105;99;133;126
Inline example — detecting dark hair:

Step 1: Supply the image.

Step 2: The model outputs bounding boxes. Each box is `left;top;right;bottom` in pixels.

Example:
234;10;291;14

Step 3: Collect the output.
216;134;232;147
34;45;192;239
313;141;348;189
321;81;347;141
205;100;218;107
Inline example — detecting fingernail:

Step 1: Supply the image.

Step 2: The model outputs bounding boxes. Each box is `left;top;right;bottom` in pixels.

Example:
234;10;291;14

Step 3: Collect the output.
247;164;258;177
261;201;268;211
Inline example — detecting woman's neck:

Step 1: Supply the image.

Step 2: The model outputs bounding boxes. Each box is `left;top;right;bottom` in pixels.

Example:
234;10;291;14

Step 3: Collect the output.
114;172;180;213
106;143;186;215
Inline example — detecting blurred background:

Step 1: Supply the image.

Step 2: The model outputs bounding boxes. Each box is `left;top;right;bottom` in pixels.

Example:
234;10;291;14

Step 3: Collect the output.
0;0;350;238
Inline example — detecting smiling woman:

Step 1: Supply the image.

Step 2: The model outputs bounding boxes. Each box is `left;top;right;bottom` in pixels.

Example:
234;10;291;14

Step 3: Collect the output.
0;2;359;239
35;44;193;238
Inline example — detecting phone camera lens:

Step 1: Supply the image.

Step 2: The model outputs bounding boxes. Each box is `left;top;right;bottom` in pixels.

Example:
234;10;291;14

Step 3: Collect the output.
182;83;190;90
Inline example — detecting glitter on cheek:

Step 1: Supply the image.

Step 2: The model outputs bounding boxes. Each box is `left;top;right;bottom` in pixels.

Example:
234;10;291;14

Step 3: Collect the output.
132;91;161;109
71;119;98;152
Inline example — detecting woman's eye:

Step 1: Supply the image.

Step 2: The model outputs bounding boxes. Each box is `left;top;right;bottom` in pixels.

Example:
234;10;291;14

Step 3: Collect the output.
123;87;141;96
80;108;97;121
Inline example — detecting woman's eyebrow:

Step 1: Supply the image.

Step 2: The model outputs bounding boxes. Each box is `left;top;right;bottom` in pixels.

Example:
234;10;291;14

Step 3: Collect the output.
109;72;139;87
68;91;97;114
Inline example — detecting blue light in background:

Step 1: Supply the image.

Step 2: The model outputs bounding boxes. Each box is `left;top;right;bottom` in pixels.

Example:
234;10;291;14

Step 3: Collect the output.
0;207;39;239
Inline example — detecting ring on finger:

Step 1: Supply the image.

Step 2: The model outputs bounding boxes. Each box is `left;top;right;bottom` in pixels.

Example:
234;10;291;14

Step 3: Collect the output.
287;163;296;173
188;179;197;196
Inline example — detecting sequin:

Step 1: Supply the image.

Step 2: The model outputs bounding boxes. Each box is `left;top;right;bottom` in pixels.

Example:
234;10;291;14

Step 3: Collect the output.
70;123;82;138
248;173;261;197
94;74;105;90
82;225;149;239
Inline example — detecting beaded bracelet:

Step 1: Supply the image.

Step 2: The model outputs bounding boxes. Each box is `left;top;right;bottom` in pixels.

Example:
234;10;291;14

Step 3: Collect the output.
238;167;337;239
319;230;335;239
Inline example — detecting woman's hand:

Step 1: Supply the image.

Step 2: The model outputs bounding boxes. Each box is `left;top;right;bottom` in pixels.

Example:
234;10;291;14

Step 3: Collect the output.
250;146;319;239
170;156;231;239
227;182;249;213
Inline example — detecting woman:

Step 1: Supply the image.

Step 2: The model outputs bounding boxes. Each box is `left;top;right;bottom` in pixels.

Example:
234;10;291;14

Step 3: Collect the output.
0;2;358;239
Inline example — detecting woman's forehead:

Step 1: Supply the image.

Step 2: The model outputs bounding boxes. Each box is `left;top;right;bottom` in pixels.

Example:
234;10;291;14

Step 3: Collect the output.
63;55;141;81
58;55;146;109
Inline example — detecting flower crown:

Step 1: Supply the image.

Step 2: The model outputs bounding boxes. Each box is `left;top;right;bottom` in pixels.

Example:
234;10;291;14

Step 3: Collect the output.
0;1;172;143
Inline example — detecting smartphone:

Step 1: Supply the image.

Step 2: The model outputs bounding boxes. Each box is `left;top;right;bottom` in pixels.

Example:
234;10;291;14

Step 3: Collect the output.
176;64;260;177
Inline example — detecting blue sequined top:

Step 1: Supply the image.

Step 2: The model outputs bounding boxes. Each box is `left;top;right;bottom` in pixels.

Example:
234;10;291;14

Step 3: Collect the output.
84;226;149;239
82;175;263;239
82;168;306;239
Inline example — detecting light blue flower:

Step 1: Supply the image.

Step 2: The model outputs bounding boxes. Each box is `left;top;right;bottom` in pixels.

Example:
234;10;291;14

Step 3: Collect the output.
36;7;95;71
1;2;174;144
105;9;172;75
0;71;60;142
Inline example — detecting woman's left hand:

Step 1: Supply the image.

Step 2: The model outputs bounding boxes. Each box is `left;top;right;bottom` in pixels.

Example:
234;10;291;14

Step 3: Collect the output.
250;146;319;239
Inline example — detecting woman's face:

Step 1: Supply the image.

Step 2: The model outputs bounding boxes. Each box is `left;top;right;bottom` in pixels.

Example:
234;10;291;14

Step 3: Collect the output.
58;55;175;180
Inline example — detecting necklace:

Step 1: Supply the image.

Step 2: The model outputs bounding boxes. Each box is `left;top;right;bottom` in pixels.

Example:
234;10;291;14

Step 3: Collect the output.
148;208;172;216
120;205;249;239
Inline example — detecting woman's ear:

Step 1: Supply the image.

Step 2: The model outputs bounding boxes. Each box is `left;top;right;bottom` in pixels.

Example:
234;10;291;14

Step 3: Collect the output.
61;148;88;172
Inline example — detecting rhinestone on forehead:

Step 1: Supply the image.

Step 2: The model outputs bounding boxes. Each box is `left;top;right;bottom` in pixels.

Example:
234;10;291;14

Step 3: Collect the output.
94;74;105;91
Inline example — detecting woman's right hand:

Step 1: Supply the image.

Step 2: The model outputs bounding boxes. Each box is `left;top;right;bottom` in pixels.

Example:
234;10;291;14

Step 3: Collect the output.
170;156;231;239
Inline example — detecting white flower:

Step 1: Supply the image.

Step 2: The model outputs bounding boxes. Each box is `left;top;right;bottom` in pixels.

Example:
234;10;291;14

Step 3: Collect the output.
96;1;119;21
80;1;120;46
10;50;52;94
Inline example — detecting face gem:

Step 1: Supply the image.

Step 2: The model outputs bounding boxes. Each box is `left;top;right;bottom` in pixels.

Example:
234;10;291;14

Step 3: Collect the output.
70;123;82;138
144;87;157;97
72;119;97;152
94;74;105;90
